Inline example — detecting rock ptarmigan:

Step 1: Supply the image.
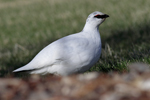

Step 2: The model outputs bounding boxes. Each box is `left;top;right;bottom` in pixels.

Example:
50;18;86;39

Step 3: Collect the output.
13;11;109;76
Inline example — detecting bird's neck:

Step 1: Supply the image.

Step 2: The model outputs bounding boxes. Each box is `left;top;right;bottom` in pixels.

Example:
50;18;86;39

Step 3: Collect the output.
82;23;100;33
82;23;101;43
81;23;101;53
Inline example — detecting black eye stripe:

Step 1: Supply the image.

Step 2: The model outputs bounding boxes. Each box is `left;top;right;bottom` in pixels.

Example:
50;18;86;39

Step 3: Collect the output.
94;14;109;18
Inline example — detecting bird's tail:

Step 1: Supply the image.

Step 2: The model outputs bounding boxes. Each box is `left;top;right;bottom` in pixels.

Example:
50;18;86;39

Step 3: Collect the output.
13;64;34;72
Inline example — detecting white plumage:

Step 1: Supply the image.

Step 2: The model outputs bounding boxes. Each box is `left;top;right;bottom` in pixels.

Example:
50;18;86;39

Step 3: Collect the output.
13;11;109;76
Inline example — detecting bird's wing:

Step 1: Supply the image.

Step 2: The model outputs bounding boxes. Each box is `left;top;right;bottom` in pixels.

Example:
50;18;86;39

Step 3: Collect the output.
13;33;90;72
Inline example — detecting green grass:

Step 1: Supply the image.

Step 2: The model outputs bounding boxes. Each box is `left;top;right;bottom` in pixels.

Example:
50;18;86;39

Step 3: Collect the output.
0;0;150;77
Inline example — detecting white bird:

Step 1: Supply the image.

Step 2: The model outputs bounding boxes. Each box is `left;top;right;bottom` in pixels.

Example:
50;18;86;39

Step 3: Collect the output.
13;11;109;76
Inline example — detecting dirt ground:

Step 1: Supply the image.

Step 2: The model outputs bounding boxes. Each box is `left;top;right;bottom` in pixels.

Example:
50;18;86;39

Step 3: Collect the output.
0;63;150;100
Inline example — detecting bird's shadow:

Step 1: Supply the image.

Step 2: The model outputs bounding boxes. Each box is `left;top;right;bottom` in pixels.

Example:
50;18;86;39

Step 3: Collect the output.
102;22;150;51
97;22;150;72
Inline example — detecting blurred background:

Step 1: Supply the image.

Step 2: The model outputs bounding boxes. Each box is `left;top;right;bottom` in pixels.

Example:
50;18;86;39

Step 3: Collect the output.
0;0;150;77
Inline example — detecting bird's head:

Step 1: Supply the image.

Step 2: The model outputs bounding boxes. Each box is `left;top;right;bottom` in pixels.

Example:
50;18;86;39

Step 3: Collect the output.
86;11;109;27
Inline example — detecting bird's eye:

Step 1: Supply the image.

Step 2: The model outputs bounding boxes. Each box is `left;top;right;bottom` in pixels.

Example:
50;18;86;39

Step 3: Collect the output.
94;14;109;19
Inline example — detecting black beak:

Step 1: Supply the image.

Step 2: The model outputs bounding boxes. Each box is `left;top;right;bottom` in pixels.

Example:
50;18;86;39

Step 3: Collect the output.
104;14;109;18
105;14;109;18
94;14;109;19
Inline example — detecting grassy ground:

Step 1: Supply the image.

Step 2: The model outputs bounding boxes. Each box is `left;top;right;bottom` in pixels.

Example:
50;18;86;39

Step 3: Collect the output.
0;0;150;77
